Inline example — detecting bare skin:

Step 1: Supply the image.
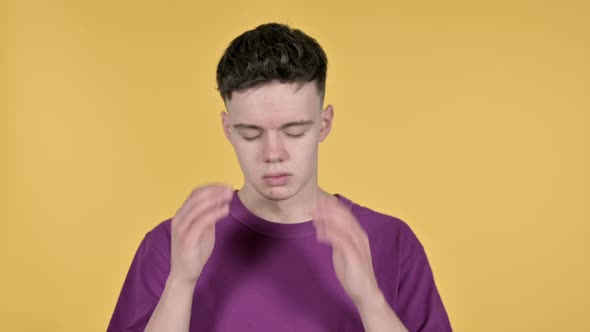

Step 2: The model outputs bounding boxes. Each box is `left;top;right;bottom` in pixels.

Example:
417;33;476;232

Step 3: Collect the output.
145;184;232;332
145;81;408;331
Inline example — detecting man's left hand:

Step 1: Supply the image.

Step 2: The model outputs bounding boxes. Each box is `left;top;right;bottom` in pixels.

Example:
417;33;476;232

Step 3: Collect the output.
312;195;383;308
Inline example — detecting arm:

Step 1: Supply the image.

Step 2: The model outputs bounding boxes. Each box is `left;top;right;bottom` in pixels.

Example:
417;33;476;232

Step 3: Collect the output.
311;197;451;332
356;240;452;332
145;185;232;332
144;277;196;332
357;290;409;332
312;197;409;331
107;185;233;332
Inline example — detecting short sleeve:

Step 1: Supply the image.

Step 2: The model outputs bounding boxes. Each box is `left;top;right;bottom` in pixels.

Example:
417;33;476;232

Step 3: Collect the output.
107;227;171;332
396;224;453;332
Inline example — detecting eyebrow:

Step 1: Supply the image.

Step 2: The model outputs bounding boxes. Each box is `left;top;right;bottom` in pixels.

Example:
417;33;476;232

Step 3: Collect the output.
233;120;314;131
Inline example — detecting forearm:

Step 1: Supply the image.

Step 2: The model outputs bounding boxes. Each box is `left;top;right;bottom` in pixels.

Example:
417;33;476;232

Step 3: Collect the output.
357;291;409;332
144;277;196;332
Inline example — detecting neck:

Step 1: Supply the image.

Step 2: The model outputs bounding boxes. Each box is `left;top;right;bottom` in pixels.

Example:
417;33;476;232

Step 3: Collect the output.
237;182;334;224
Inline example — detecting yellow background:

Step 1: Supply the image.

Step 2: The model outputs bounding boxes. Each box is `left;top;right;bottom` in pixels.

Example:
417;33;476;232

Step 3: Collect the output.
1;0;588;331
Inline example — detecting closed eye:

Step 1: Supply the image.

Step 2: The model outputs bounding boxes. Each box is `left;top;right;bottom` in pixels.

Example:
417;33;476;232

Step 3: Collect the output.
285;132;306;138
243;135;262;141
241;129;307;141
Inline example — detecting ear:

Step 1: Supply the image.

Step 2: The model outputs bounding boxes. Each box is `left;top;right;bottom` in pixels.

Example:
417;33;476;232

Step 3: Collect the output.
221;111;232;141
319;104;334;142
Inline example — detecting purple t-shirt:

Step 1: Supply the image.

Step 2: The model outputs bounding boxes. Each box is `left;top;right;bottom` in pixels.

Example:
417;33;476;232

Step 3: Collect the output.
107;191;452;331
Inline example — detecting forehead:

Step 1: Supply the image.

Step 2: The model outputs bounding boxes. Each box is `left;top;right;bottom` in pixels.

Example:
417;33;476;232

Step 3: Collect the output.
225;81;321;127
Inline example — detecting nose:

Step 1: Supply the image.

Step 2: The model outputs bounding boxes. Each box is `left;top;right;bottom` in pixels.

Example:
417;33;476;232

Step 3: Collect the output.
262;132;289;163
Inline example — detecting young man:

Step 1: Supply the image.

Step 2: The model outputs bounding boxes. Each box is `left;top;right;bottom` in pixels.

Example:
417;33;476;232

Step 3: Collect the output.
107;23;452;332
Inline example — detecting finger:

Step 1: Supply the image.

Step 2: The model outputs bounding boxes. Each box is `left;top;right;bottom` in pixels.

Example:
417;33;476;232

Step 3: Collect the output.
176;192;231;236
318;197;363;234
174;184;232;221
185;201;230;243
190;184;233;209
175;185;233;234
312;209;329;242
325;226;362;260
313;199;339;238
174;186;222;229
315;211;365;255
312;218;328;242
315;198;359;236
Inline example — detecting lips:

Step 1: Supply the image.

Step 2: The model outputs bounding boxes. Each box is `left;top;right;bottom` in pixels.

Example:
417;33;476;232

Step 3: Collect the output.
262;173;291;186
263;173;291;178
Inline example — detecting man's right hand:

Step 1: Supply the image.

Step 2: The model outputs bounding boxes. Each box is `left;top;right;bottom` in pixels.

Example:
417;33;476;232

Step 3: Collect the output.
168;184;233;287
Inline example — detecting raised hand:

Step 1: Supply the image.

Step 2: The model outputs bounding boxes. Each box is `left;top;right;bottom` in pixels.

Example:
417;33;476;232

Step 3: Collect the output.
169;184;233;286
312;195;382;307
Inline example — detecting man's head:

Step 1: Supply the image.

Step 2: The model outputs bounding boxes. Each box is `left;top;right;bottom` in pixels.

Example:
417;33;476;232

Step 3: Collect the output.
216;23;334;202
216;22;327;103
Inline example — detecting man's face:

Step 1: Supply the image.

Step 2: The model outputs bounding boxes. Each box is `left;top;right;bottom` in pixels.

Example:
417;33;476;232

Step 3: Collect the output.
222;80;333;201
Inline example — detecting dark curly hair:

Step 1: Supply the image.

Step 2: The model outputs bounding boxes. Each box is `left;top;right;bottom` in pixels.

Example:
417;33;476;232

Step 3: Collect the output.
216;23;328;102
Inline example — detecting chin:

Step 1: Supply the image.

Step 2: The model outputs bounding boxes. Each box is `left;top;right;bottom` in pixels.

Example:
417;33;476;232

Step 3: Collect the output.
258;184;296;201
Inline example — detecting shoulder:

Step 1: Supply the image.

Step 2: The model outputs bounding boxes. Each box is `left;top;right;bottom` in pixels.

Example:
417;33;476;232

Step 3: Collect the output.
138;217;173;256
146;217;173;238
338;193;425;257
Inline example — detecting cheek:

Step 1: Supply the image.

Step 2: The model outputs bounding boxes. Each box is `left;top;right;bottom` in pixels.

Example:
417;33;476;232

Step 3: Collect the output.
232;141;258;166
291;137;319;164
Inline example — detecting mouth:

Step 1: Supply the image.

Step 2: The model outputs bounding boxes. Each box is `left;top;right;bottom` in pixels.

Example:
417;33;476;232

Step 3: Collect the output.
263;172;291;178
262;173;292;187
